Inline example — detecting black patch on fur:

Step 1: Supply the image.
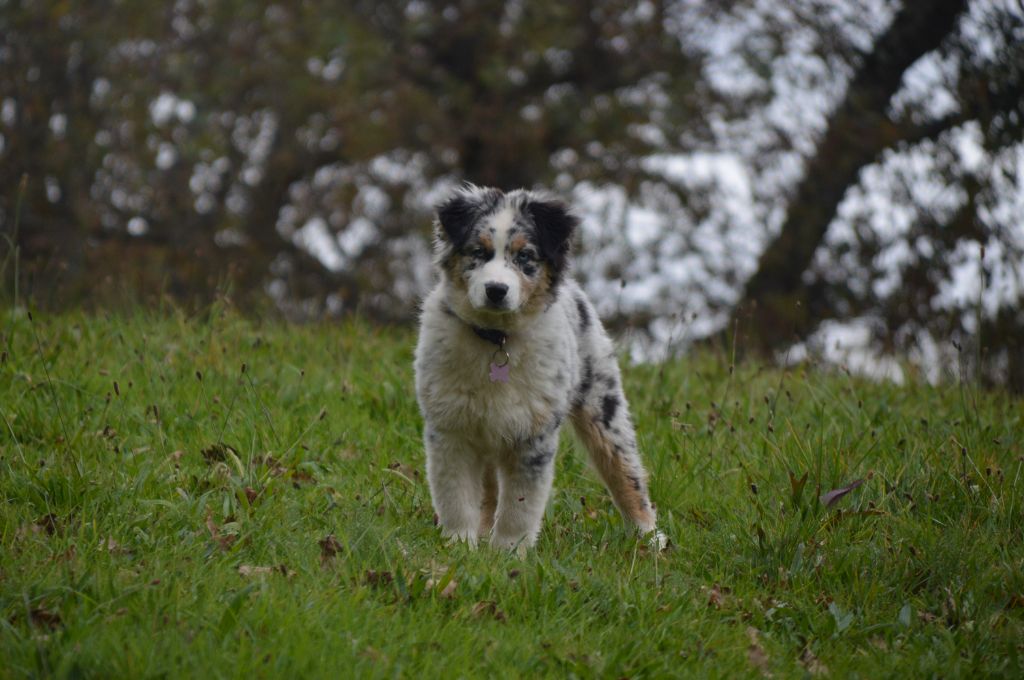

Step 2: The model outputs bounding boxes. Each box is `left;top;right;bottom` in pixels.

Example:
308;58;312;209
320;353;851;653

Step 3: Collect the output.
525;197;578;290
574;356;594;408
576;294;591;332
627;475;642;492
441;304;456;318
601;394;619;427
436;188;502;249
525;447;555;470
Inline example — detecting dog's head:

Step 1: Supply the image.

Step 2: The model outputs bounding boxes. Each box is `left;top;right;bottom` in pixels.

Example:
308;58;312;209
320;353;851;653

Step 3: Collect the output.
433;185;578;324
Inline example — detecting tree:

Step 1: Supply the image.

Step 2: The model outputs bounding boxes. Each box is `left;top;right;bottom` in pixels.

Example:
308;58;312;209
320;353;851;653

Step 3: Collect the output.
731;0;969;350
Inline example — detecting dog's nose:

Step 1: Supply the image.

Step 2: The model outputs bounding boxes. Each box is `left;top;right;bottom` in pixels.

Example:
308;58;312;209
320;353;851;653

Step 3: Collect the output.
485;283;508;303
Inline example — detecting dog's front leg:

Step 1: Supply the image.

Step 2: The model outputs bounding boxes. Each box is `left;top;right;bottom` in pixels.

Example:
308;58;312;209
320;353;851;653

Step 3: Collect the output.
424;428;485;546
490;434;558;553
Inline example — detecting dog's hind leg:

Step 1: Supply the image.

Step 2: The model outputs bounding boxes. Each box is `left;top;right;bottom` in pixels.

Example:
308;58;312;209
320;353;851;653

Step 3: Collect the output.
571;403;657;534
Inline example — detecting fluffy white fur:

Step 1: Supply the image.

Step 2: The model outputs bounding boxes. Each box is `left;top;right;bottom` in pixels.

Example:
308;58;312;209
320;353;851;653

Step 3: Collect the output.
414;185;660;552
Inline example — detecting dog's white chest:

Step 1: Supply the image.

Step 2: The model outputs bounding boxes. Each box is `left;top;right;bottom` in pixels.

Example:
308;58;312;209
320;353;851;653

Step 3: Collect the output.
414;304;577;448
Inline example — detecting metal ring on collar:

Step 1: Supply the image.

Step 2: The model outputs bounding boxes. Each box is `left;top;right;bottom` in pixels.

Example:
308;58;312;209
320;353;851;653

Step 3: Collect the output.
491;347;510;368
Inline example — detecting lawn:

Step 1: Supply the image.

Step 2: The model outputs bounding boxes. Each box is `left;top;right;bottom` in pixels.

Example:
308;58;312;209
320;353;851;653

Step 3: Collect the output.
1;306;1022;678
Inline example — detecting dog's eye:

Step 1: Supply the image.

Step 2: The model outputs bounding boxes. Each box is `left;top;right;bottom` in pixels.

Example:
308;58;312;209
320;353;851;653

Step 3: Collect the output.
514;250;535;265
470;247;489;260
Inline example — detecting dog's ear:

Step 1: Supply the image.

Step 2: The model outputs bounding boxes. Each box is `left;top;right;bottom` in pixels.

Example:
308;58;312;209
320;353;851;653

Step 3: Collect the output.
436;194;476;249
436;186;501;249
527;197;578;272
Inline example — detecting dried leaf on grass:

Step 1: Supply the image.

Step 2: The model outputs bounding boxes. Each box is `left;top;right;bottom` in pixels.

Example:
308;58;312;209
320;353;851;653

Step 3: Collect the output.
703;584;730;609
238;564;295;578
238;565;274;577
99;537;129;554
201;443;238;464
799;647;828;676
36;513;60;535
205;513;236;550
319;534;343;565
364;570;393;587
28;607;63;630
746;626;771;676
471;600;507;622
820;479;865;508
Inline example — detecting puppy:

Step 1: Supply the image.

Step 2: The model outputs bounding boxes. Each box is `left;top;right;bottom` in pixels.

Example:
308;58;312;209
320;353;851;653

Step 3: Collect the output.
414;185;660;551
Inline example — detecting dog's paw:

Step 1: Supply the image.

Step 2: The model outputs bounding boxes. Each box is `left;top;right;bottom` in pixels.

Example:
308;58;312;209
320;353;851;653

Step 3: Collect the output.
440;527;478;549
647;529;670;552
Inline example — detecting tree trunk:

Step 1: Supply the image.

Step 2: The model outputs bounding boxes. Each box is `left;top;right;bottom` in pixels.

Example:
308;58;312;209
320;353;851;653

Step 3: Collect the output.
732;0;968;353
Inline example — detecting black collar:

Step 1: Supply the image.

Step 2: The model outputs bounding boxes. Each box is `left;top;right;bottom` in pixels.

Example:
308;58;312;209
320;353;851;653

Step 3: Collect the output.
471;326;508;348
442;303;508;347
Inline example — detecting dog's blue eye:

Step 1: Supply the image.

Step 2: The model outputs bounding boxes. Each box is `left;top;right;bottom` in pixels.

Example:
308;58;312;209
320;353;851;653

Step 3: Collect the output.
515;250;535;265
470;247;489;259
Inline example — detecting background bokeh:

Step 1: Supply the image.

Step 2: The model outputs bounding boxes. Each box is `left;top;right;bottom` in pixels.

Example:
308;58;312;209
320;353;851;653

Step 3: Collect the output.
2;0;1022;387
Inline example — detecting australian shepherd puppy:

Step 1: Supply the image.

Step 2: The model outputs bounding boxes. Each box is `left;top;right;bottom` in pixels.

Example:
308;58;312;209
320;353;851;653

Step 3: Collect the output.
414;185;661;552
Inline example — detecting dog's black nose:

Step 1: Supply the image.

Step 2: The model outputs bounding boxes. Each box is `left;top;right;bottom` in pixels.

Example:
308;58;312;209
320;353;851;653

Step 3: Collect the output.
485;283;508;303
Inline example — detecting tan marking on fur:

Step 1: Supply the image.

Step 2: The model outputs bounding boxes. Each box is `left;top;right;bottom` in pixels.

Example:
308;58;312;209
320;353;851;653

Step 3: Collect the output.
443;254;469;291
519;265;553;316
478;233;493;251
479;463;498;535
531;397;557;431
571;411;655;530
510;235;528;252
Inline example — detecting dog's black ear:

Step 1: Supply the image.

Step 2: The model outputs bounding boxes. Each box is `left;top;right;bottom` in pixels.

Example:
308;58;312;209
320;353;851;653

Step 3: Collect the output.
436;186;502;249
436;194;476;249
527;197;578;274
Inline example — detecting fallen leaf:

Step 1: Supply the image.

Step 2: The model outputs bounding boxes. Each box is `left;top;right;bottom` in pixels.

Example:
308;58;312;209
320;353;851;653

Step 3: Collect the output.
820;479;865;508
204;513;236;550
439;580;458;599
36;513;60;536
51;544;76;563
364;570;393;587
29;607;62;630
386;460;420;480
799;647;828;676
1006;594;1024;610
789;470;809;507
201;443;239;464
244;486;259;504
99;537;125;554
319;534;343;565
238;565;274;577
471;600;507;622
746;627;771;676
704;584;728;609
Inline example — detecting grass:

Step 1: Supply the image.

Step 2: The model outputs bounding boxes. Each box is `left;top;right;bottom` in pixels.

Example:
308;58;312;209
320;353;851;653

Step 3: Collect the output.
1;304;1022;678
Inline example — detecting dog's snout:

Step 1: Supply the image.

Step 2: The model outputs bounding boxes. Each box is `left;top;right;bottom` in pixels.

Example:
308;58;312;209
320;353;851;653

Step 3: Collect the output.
485;283;508;303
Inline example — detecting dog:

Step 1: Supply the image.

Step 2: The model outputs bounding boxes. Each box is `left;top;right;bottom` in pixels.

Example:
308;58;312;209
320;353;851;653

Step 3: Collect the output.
414;184;660;552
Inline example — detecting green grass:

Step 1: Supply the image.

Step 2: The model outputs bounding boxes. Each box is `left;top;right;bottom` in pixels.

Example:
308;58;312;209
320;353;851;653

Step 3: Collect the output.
1;305;1022;678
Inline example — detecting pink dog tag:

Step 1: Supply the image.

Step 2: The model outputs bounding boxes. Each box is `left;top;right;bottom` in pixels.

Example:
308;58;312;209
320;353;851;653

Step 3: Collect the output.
489;362;510;383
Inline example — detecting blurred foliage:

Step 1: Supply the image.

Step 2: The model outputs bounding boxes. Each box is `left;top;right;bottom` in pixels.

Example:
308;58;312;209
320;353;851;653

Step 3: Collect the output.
0;0;705;314
0;0;1022;388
